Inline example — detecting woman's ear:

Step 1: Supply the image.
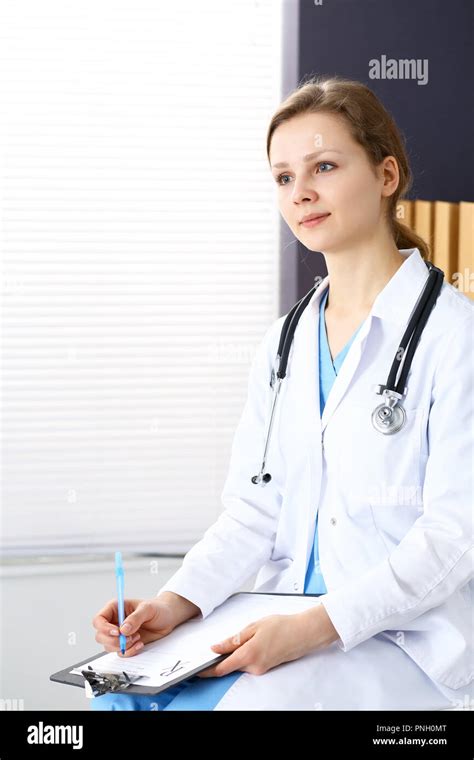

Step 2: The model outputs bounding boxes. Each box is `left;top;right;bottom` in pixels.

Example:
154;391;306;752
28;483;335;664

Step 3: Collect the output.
380;155;400;198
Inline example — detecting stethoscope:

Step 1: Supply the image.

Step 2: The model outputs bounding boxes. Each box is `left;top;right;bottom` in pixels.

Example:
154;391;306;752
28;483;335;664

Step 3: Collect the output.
251;260;444;486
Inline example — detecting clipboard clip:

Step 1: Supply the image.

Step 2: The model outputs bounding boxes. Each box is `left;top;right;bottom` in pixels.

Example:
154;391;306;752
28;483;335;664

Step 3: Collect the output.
81;665;145;697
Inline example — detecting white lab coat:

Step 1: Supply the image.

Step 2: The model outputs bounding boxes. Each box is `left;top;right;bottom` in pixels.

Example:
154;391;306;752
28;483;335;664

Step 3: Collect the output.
158;248;473;709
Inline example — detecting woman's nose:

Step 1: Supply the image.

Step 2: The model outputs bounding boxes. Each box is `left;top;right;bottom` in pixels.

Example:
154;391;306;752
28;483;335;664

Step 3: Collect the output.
291;179;319;203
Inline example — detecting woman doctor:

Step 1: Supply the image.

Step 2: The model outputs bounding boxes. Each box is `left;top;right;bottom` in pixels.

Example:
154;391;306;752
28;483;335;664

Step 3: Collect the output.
91;76;473;711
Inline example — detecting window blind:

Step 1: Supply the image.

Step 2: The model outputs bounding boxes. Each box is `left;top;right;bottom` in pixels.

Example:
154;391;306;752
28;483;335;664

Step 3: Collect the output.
0;0;283;555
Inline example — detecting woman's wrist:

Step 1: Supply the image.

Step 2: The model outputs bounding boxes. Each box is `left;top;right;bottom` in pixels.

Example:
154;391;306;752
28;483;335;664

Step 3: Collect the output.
156;591;202;626
297;602;340;652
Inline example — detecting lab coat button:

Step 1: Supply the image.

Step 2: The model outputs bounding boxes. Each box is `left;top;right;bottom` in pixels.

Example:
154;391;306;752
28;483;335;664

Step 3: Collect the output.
330;517;337;526
293;582;299;590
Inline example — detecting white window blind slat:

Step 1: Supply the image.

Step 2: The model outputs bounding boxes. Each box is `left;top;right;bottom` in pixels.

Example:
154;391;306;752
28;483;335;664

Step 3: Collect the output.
1;0;283;555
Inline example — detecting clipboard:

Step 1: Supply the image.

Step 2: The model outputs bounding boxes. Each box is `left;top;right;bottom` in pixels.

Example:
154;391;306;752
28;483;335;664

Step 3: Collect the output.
50;591;323;697
50;647;229;697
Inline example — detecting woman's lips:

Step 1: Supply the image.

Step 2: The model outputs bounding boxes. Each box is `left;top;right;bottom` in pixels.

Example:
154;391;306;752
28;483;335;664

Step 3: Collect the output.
301;213;330;228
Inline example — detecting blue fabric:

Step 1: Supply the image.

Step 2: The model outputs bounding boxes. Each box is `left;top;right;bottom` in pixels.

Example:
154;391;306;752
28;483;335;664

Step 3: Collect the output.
92;286;363;711
90;671;242;711
303;287;363;595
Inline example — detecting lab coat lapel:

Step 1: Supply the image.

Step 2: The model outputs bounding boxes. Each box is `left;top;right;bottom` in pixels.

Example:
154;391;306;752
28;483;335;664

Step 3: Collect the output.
282;280;327;574
317;247;431;434
320;314;374;433
295;274;374;437
283;247;430;442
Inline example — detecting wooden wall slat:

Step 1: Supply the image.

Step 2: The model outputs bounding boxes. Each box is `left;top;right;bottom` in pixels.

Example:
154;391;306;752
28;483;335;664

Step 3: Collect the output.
433;201;459;285
414;201;434;260
396;199;473;300
457;202;474;299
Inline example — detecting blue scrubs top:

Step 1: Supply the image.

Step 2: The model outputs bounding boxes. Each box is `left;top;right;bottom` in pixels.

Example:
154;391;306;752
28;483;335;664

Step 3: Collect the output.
92;286;363;712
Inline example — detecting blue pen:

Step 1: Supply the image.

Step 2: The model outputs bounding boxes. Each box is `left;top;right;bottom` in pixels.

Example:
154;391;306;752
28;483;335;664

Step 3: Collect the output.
115;551;127;655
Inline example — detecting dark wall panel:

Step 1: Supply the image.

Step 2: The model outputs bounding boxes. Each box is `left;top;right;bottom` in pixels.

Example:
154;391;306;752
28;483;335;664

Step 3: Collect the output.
289;0;473;297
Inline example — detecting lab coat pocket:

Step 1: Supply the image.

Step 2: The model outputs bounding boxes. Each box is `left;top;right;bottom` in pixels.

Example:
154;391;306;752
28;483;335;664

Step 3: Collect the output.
368;405;427;551
336;402;426;549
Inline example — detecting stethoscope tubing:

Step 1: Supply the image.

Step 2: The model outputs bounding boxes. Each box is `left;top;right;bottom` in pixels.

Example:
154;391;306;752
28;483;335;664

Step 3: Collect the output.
384;263;444;396
252;259;444;485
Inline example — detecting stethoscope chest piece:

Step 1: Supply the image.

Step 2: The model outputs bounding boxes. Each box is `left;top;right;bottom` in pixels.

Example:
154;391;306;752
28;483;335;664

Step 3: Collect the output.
371;398;406;435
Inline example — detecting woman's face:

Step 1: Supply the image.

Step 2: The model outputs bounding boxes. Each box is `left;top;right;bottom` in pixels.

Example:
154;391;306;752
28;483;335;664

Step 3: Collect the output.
268;111;397;253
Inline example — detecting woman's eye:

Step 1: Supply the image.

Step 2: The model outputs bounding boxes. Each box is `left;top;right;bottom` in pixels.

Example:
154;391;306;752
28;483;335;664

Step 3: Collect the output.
318;162;335;173
275;162;335;185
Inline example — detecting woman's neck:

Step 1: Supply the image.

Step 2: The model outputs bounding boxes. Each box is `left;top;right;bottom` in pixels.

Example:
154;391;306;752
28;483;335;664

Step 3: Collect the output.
323;241;407;316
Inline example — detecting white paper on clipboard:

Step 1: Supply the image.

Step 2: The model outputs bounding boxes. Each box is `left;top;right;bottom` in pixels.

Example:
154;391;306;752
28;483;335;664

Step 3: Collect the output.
72;592;324;688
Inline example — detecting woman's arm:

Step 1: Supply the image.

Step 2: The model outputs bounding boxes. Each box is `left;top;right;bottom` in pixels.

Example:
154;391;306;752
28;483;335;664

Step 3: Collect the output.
156;591;202;626
297;603;341;650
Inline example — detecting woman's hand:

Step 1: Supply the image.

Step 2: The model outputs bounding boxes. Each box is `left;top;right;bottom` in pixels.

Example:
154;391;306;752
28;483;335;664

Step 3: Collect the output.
197;604;340;678
92;597;178;658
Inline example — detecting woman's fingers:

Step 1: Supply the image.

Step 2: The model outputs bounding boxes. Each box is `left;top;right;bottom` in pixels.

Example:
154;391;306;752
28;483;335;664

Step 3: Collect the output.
92;598;120;633
118;639;145;657
95;630;142;654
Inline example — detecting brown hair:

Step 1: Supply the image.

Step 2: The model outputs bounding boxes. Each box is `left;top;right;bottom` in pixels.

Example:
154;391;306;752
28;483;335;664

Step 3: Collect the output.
266;74;429;259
